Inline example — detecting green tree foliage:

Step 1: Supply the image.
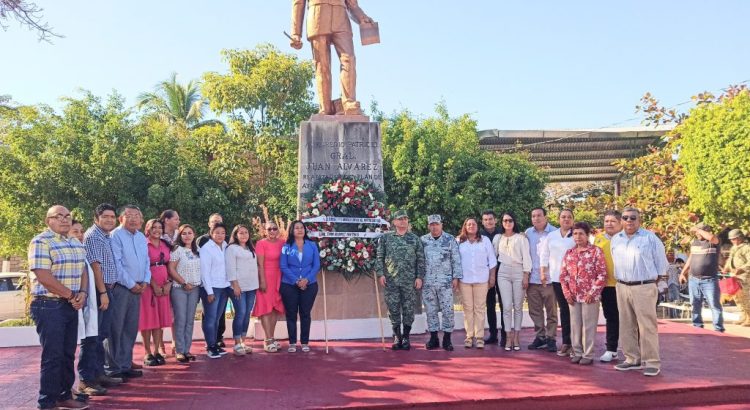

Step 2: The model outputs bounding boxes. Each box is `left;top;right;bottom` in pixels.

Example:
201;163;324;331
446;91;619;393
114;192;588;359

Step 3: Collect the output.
381;104;546;234
202;44;316;136
677;89;750;231
136;72;219;130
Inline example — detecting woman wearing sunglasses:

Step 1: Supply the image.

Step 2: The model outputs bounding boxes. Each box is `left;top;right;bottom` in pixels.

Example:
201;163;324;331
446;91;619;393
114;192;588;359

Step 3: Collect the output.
140;219;173;366
252;222;286;352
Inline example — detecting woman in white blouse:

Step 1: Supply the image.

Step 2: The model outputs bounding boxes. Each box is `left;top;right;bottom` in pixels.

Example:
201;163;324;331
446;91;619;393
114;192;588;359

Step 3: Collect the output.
492;211;531;351
457;217;497;349
226;225;262;355
167;224;202;363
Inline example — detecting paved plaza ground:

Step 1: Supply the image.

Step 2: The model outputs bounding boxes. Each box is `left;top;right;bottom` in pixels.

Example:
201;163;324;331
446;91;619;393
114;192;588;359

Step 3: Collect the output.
1;321;750;409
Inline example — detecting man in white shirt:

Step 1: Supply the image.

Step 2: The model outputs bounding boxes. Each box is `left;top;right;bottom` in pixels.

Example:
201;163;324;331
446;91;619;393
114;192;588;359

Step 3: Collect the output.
539;209;575;356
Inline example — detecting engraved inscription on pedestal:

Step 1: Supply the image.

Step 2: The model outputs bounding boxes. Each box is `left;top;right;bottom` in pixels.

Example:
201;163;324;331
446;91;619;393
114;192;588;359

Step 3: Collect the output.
298;121;384;211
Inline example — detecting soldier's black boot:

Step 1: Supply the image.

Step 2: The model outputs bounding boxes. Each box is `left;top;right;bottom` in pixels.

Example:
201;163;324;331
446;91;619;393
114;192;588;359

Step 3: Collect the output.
401;325;412;350
391;326;403;350
442;332;454;351
425;331;440;350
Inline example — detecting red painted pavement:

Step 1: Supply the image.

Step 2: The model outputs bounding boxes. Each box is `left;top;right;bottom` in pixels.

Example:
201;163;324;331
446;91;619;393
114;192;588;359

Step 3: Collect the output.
2;321;750;409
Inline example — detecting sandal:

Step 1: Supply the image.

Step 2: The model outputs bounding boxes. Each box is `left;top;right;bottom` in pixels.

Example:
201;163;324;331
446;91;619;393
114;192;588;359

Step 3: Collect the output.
264;339;278;353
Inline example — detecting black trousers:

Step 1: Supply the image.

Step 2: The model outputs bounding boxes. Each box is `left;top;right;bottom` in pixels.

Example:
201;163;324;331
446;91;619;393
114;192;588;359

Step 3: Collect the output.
600;286;619;352
552;282;571;345
486;282;505;339
280;282;319;344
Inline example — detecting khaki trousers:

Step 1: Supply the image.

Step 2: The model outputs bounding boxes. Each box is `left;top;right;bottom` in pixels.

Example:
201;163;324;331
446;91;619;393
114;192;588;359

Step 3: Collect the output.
526;284;558;339
460;282;487;340
616;283;660;369
570;302;599;360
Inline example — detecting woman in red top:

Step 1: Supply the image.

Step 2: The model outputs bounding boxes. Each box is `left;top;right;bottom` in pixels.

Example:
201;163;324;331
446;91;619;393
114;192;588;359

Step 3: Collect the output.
560;222;606;365
252;222;286;352
140;219;174;366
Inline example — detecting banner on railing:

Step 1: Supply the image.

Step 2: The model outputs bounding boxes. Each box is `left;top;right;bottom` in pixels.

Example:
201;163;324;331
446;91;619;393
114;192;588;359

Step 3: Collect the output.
307;231;383;239
302;216;389;226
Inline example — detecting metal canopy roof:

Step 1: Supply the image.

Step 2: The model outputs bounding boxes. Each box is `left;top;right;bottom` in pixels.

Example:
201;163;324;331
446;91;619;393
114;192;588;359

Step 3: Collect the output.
478;127;672;182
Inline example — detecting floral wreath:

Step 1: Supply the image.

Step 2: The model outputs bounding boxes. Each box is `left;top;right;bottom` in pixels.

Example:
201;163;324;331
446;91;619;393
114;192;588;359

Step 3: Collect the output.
302;178;389;278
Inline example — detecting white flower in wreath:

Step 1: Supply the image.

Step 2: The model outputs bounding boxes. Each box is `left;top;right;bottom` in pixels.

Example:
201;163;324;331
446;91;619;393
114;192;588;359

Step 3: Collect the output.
337;242;345;250
372;209;379;217
347;259;354;266
344;197;351;204
342;185;351;193
375;227;382;233
330;184;339;192
347;265;355;272
319;250;326;258
349;240;357;248
362;250;369;259
312;208;320;216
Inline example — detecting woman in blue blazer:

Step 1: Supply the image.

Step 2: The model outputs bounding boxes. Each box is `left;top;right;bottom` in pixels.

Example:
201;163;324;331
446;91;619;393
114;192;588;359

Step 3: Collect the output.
280;220;321;352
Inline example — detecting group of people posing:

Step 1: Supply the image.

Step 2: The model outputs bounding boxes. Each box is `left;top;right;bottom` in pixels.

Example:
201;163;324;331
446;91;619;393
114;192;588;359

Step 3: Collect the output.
27;203;320;410
375;207;669;377
28;201;749;410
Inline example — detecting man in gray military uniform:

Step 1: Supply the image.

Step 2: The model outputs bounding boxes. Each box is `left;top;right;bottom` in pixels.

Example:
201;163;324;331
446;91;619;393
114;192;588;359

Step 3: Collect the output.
420;215;462;351
377;210;425;350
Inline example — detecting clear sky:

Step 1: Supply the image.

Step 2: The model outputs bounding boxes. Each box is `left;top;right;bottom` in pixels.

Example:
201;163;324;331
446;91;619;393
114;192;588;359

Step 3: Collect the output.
2;0;748;130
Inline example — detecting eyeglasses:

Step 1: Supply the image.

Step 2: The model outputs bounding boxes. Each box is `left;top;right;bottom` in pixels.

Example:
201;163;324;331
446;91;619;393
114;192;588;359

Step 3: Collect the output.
502;219;514;223
622;215;638;221
48;214;72;221
267;227;279;231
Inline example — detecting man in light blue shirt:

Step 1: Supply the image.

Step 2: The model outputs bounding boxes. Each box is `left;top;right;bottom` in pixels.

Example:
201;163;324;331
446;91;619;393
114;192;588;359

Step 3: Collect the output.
524;207;558;352
610;207;668;377
108;205;149;379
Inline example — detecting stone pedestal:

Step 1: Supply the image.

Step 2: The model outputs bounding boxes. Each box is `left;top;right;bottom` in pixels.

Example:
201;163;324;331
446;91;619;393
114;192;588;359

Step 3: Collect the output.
297;118;384;210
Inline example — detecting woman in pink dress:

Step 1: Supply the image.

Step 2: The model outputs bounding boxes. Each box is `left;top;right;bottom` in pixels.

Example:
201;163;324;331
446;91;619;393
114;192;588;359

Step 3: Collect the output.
252;221;285;352
140;219;174;366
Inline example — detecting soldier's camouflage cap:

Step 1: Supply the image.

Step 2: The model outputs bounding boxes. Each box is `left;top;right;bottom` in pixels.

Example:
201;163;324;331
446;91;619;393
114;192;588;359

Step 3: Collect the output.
427;214;442;224
728;229;745;240
393;209;408;219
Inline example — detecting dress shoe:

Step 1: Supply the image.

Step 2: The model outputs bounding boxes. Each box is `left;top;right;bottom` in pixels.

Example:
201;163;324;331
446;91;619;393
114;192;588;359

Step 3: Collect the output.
55;399;89;409
124;369;143;378
78;381;107;396
96;374;123;387
154;353;166;365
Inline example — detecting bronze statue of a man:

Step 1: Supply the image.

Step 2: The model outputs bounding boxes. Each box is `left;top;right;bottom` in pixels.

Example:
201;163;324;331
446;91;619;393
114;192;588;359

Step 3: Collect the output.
290;0;373;116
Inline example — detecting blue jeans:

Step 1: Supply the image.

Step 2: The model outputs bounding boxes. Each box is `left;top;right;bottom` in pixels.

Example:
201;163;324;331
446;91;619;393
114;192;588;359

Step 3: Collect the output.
200;287;230;348
30;298;78;409
689;276;724;332
78;288;112;381
230;290;257;339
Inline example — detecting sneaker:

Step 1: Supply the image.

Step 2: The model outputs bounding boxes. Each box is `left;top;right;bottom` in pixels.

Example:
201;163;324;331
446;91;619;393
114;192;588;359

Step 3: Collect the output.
464;338;473;348
301;344;310;353
78;381;107;396
476;339;485;349
55;399;90;409
527;337;546;350
545;338;558;352
579;358;594;365
96;374;123;387
599;351;618;363
643;367;661;377
233;344;246;356
217;340;226;348
557;344;572;357
217;347;228;356
207;348;222;359
614;361;643;371
288;345;297;353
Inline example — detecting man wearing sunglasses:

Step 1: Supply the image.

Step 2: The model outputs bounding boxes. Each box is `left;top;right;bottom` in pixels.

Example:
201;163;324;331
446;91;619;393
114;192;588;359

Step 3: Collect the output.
610;207;668;377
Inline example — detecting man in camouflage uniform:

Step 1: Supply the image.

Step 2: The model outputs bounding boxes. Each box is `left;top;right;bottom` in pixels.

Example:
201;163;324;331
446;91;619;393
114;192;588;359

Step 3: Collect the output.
724;229;750;326
376;210;425;350
420;215;462;351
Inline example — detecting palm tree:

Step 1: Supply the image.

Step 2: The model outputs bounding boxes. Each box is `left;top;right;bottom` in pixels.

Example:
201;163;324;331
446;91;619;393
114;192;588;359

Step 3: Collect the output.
136;72;216;129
